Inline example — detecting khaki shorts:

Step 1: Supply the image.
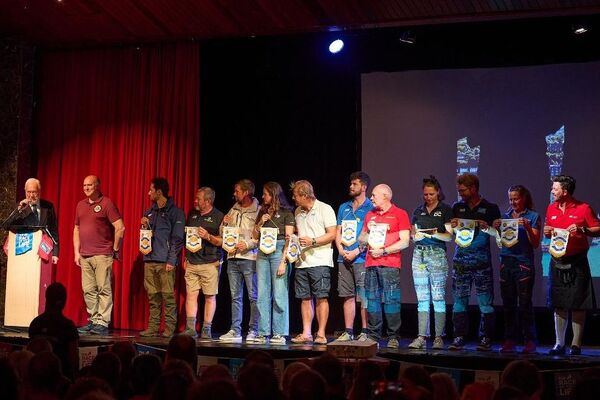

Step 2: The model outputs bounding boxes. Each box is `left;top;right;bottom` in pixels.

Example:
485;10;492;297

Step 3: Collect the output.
185;261;221;295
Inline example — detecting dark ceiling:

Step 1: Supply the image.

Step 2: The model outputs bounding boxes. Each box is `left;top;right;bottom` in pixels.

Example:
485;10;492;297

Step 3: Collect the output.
1;0;600;47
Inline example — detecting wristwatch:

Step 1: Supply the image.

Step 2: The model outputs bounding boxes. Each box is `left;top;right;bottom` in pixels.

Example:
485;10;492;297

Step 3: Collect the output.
311;238;317;246
382;248;388;256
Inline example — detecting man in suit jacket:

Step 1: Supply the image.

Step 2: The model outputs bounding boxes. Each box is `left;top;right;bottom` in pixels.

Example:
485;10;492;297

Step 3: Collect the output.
11;178;60;264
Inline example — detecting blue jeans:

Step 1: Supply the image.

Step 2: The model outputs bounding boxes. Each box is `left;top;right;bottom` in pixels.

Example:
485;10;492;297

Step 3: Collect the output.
256;240;289;336
365;266;402;340
227;258;258;335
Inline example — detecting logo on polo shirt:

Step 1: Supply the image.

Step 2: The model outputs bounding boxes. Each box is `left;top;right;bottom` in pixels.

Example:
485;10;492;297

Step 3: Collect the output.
433;211;442;217
551;216;557;220
458;208;466;212
94;205;102;213
420;212;426;216
204;217;213;223
569;215;577;219
477;208;487;214
192;215;198;219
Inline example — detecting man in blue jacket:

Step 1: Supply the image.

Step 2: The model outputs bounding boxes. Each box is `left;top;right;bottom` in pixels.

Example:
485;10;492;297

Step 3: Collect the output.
140;177;185;337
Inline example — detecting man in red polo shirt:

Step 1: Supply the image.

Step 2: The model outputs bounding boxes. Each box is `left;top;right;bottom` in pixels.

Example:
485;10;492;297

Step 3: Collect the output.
360;184;410;348
544;175;600;356
73;175;125;336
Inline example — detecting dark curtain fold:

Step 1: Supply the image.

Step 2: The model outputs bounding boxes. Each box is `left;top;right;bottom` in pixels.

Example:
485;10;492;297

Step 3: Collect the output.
34;43;200;330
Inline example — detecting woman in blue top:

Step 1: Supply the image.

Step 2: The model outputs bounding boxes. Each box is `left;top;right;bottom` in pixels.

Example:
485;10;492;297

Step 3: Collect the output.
493;185;541;354
408;176;453;350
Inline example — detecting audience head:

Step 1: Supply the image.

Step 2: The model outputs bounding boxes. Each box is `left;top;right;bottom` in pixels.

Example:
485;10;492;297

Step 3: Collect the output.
349;360;385;400
187;379;241;400
492;386;529;400
460;382;494;400
65;376;114;400
401;365;434;394
500;360;542;398
27;336;53;354
45;282;68;312
151;359;195;400
312;353;345;399
242;350;274;370
110;341;137;372
199;364;233;383
430;372;459;400
90;351;121;391
8;350;34;382
166;334;198;374
238;362;281;400
26;351;63;394
130;354;162;396
289;369;327;400
281;361;310;396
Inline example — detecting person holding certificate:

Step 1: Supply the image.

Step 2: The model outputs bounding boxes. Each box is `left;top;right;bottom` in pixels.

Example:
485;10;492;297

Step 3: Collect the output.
492;185;541;354
182;187;224;339
334;171;373;342
291;180;337;345
543;175;600;355
408;176;453;350
449;173;501;351
252;182;295;345
359;184;411;348
219;179;260;343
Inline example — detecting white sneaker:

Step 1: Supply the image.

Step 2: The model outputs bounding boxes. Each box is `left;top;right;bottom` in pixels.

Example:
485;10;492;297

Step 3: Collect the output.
252;335;267;344
245;330;258;343
335;331;354;341
270;335;287;345
356;333;369;342
219;330;242;343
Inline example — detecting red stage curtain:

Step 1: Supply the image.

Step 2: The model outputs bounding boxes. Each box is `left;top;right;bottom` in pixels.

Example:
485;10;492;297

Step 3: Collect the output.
34;43;200;330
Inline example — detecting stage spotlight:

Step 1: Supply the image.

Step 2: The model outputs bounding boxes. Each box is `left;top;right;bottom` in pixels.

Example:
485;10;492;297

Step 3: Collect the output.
573;24;588;35
328;39;344;54
399;31;416;44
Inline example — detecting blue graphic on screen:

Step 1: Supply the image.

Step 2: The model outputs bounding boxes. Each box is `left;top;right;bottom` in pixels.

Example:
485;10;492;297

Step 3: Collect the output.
541;126;565;276
456;137;480;176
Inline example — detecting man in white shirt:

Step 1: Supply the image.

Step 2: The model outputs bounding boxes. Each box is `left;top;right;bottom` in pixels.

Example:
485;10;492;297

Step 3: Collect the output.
290;180;336;345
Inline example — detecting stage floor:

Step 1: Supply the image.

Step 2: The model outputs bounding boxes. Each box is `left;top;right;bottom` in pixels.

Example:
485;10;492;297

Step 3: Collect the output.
3;328;600;372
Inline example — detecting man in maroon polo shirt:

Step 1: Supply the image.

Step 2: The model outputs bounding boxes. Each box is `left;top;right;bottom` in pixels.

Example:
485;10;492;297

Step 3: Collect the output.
73;175;125;335
544;175;600;355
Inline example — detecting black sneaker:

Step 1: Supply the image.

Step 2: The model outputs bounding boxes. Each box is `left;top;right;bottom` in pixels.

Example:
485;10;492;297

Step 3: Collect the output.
77;322;94;334
476;337;492;351
448;336;465;351
548;344;566;355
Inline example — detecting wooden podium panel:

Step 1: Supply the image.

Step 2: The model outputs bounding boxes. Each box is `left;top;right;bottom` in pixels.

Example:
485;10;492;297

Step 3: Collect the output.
5;230;42;327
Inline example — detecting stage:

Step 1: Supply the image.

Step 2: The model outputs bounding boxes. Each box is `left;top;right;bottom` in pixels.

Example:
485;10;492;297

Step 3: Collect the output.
1;328;599;399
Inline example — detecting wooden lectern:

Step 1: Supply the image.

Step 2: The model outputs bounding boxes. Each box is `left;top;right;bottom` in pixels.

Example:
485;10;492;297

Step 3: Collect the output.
4;228;52;327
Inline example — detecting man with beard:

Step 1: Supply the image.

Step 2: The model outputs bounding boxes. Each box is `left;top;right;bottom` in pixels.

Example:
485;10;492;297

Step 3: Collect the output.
334;172;372;341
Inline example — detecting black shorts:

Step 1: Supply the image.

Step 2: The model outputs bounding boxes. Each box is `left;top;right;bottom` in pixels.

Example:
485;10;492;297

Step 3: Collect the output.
548;251;596;310
294;266;331;299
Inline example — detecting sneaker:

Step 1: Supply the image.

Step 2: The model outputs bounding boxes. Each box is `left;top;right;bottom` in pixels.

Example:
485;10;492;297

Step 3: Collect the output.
251;335;267;344
182;328;198;338
335;332;354;341
356;333;369;342
270;335;287;345
161;327;175;338
548;344;566;356
200;327;212;340
432;336;445;350
314;335;328;345
245;330;258;343
448;336;465;351
77;322;94;334
476;337;492;351
500;339;516;353
140;328;159;337
387;338;399;349
522;340;537;354
90;324;109;336
219;330;242;343
408;336;426;349
290;334;313;344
